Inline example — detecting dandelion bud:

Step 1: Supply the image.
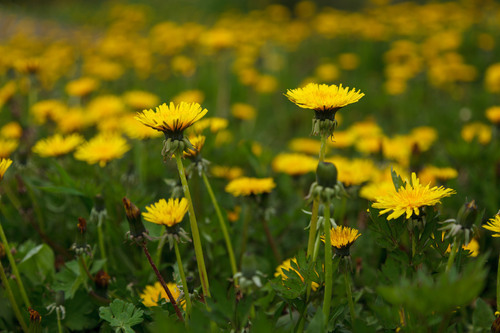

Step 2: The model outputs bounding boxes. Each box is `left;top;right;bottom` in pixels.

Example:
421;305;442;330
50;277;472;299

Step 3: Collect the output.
457;199;479;228
316;162;338;188
71;217;91;255
492;316;500;333
123;197;147;240
55;290;65;307
28;308;42;333
94;194;106;213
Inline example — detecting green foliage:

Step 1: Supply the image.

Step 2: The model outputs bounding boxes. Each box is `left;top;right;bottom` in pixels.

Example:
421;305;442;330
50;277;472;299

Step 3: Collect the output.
99;299;144;333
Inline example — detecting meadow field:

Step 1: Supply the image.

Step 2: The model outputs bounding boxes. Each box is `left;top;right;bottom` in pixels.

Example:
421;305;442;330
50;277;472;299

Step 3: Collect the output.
0;0;500;331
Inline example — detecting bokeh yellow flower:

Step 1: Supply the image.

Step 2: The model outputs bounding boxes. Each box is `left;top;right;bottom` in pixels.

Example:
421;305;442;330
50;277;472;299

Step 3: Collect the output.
486;106;500;124
0;139;19;158
66;77;99;97
275;258;319;291
461;122;492;145
123;90;160;110
272;153;317;176
0;122;22;139
0;158;13;181
211;165;244;180
140;282;181;307
32;134;84;157
142;198;188;227
74;133;130;167
231;103;256;121
225;177;276;197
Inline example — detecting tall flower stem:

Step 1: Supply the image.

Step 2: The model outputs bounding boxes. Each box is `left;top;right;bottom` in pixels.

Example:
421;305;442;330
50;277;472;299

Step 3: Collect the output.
0;223;31;308
174;241;192;316
322;203;333;322
319;134;327;162
97;220;108;272
261;217;281;264
201;171;238;284
56;308;63;333
497;254;500;312
239;203;252;269
174;155;211;298
140;242;184;322
0;260;28;333
343;267;356;323
445;238;460;273
155;226;167;267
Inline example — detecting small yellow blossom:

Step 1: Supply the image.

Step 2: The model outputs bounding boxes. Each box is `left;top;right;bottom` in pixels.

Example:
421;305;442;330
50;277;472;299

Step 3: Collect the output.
322;226;361;255
231;103;256;121
172;90;205;105
74;133;130;167
142;198;188;227
285;83;364;112
32;134;84;157
225;177;276;197
123;90;160;110
272;153;317;176
338;53;360;70
418;166;458;186
275;258;319;291
121;114;162;140
66;77;99;97
483;214;500;237
211;165;244;180
446;238;479;257
0;158;13;181
0;139;19;158
140;282;181;307
486;106;500;124
190;117;228;134
461;122;492;145
0;122;22;139
288;138;322;155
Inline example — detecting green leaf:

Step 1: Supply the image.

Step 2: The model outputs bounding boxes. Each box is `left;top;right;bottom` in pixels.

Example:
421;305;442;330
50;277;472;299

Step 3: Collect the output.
37;185;86;196
472;298;494;330
53;260;86;299
99;299;144;332
391;168;405;190
18;243;55;285
305;309;324;333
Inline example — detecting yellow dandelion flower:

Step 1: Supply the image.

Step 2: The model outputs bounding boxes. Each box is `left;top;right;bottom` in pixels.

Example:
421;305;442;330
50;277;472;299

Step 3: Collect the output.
32;134;84;157
86;95;125;123
74;133;130;167
190;117;228;134
446;238;479;257
486;106;500;124
315;63;340;82
172;90;205;105
123;90;160;110
231;103;256;121
227;205;241;223
54;107;92;133
0;158;13;181
0;139;19;158
418;166;458;186
288;137;322;155
272;153;317;176
142;198;188;227
0;122;22;139
30;99;67;124
66;77;99;97
122;114;162;140
285;83;364;112
140;282;181;307
359;180;396;201
372;172;455;220
0;81;17;107
135;102;208;137
211;165;244;180
461;122;492;145
275;258;319;291
338;53;360;70
483;214;500;237
322;226;361;256
485;63;500;93
225;177;276;197
183;135;205;159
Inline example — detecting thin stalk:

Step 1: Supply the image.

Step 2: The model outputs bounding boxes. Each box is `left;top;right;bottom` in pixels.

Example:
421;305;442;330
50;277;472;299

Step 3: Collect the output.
261;217;281;264
322;204;333;322
201;171;238;284
239;203;252;269
141;242;184;322
78;255;94;282
174;155;211;298
174;241;192;316
0;260;28;333
56;308;63;333
343;268;356;323
319;134;327;162
0;223;31;308
306;200;320;259
497;254;500;311
445;238;460;273
97;220;108;272
155;226;167;267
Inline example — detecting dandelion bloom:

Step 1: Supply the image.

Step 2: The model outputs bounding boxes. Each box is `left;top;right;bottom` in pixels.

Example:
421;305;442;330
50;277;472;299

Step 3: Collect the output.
225;177;276;197
0;122;22;139
231;103;256;121
74;133;130;167
65;77;99;97
32;134;84;157
140;282;181;307
486;106;500;124
372;173;455;220
322;226;361;255
285;83;364;112
272;153;317;176
142;198;188;227
123;90;160;110
135;102;207;137
461;122;492;145
483;214;500;237
211;165;244;180
275;258;319;291
0;139;18;158
0;158;13;181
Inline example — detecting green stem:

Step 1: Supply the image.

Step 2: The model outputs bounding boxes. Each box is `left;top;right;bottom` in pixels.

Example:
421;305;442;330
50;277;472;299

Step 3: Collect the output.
56;308;63;333
0;222;31;308
306;200;319;259
174;241;192;317
0;260;28;333
155;226;166;267
322;204;333;323
239;204;252;269
201;171;238;284
319;134;327;162
174;155;210;297
261;217;281;264
343;268;356;323
97;219;108;272
445;238;460;273
78;255;94;282
497;254;500;312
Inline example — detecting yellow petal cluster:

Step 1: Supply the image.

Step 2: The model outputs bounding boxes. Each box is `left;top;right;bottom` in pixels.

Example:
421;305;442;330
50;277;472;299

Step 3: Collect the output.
323;226;361;250
274;258;319;291
142;198;188;227
32;133;84;157
272;153;317;176
74;133;130;167
135;102;208;134
140;282;181;307
483;214;500;237
0;158;13;181
225;177;276;197
372;173;455;220
285;83;364;111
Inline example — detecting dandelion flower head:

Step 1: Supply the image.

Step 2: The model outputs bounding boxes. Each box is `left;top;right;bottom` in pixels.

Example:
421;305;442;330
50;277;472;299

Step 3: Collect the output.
0;158;13;181
322;226;361;252
272;153;317;176
140;282;181;307
32;133;84;157
225;177;276;197
74;133;130;167
483;214;500;237
285;83;364;112
142;198;188;227
372;172;455;220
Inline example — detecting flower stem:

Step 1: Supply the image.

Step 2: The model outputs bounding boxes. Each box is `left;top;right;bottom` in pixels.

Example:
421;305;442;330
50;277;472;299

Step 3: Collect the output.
319;134;327;162
343;267;356;323
155;226;166;267
78;255;94;282
306;200;320;259
0;260;28;333
239;203;252;269
322;204;333;322
174;241;192;317
174;155;211;298
201;171;238;284
56;308;63;333
445;238;460;273
0;222;31;308
140;242;184;322
497;254;500;312
261;216;281;264
97;219;108;272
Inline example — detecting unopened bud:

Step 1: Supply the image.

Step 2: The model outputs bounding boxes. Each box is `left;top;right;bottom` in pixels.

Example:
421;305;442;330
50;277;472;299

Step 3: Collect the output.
123;197;147;240
316;162;338;188
95;270;111;290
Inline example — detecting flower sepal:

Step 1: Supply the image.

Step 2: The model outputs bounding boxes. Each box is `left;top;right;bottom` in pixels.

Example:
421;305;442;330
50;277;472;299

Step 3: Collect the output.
162;137;195;160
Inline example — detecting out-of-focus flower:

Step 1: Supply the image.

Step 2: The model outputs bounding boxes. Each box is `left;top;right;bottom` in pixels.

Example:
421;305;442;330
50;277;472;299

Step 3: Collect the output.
172;90;205;105
225;177;275;197
32;134;84;157
211;165;244;180
231;103;256;121
0;139;18;158
140;282;181;307
0;122;22;139
272;153;317;176
485;63;500;93
74;133;130;167
123;90;160;110
66;77;99;97
461;122;492;145
288;138;322;155
338;53;360;70
486;106;500;124
418;166;458;186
